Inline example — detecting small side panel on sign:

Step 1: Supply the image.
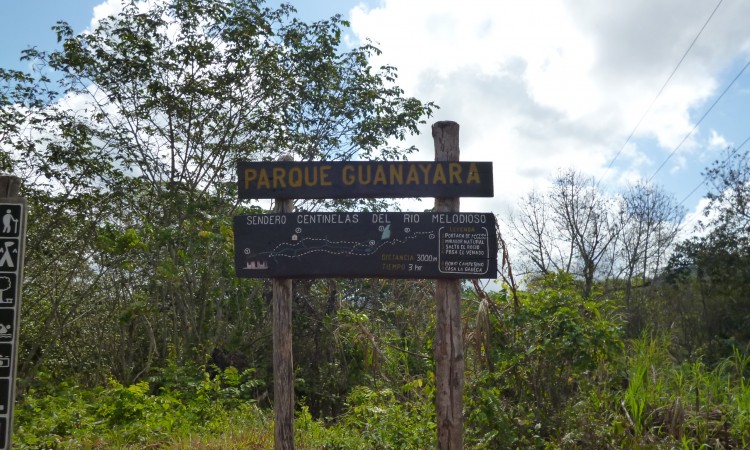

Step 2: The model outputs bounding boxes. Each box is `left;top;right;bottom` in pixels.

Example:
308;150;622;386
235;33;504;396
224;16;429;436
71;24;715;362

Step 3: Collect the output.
0;200;24;450
233;212;498;279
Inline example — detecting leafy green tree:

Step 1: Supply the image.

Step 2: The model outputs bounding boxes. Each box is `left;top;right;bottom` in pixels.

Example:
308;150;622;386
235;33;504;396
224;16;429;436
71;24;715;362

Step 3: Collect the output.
2;0;434;388
667;148;750;359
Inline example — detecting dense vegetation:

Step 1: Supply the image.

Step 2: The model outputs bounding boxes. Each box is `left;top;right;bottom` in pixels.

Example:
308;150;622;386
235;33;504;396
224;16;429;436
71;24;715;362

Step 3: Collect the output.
2;0;749;448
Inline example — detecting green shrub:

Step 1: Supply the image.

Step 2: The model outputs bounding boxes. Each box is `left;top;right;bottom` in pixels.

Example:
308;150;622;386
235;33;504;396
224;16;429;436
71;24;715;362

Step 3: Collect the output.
464;273;624;449
14;364;267;448
322;382;436;449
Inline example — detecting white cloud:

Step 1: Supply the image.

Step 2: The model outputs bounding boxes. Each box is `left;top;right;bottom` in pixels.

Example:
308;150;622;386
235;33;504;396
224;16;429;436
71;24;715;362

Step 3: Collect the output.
708;129;730;151
348;0;750;215
88;0;125;31
88;0;165;32
677;196;714;241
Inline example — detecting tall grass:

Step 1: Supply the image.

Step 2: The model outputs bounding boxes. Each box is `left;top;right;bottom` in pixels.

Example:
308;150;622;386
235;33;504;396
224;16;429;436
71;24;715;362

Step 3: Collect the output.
623;335;672;436
615;334;750;448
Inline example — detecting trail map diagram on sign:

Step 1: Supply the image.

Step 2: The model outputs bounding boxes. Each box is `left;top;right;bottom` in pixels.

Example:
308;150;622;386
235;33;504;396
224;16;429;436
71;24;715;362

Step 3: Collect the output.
234;212;498;279
248;229;432;260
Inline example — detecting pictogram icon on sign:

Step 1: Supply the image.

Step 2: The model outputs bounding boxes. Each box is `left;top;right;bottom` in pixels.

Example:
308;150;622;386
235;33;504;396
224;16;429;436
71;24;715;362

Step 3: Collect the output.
0;241;17;270
0;207;20;238
0;275;14;307
0;310;13;342
0;344;11;378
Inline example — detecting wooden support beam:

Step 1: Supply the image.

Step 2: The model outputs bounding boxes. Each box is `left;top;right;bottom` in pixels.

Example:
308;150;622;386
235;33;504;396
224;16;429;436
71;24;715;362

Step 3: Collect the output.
273;156;295;450
432;121;464;450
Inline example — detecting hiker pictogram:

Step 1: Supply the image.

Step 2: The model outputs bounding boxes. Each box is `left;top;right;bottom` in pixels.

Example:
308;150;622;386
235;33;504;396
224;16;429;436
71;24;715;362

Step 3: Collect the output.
1;211;17;235
0;206;20;238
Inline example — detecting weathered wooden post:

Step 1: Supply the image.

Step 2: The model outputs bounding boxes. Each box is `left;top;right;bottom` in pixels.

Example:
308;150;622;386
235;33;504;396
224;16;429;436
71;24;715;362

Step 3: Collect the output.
272;156;295;450
0;174;25;450
432;121;464;449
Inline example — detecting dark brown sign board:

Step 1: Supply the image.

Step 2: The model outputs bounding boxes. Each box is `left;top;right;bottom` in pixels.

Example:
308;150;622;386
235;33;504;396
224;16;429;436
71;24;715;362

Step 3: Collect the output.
237;161;494;199
234;212;498;279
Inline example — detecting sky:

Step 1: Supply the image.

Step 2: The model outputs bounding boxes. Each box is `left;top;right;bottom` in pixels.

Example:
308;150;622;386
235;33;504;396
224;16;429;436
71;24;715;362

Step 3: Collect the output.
2;0;750;230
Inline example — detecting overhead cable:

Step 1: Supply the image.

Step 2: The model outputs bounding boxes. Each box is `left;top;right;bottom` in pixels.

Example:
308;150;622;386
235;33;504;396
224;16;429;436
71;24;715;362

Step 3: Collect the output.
602;0;724;175
648;57;750;183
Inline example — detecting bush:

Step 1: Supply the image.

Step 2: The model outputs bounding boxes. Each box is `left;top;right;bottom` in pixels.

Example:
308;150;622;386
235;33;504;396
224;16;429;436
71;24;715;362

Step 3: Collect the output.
465;273;624;448
14;364;267;448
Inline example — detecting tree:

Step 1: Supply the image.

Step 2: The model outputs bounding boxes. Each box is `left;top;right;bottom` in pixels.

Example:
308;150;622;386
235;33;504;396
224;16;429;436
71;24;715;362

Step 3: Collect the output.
506;170;622;297
2;0;434;387
701;148;750;243
549;170;620;298
667;148;750;359
506;188;573;277
616;181;684;334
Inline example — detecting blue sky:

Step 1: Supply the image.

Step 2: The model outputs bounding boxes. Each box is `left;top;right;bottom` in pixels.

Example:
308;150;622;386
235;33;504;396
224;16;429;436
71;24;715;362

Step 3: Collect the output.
0;0;103;71
2;0;750;227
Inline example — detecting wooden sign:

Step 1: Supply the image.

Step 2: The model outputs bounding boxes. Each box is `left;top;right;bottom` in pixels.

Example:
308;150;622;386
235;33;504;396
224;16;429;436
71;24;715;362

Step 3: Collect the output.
234;212;497;279
237;161;494;199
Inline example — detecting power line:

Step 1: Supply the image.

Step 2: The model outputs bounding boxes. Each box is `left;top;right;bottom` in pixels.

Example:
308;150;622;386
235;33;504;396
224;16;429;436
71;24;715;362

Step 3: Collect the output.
648;57;750;183
603;0;724;175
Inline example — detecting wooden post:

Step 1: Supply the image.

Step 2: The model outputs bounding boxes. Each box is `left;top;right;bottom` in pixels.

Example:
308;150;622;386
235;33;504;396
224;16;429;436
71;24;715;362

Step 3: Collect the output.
432;122;464;450
273;157;295;450
0;176;21;198
0;174;25;450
